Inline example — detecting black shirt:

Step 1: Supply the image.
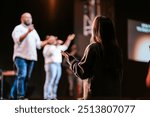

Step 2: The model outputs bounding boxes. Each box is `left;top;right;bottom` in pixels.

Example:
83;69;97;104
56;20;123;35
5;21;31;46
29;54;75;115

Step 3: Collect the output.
68;42;123;99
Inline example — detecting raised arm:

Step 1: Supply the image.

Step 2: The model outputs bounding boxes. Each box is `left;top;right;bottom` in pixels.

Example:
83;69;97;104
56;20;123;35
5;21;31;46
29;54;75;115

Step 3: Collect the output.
63;34;75;47
19;24;34;42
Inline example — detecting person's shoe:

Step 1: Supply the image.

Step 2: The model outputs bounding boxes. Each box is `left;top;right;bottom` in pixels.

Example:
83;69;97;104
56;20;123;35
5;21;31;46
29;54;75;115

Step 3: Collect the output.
77;97;85;100
17;96;25;100
9;97;14;100
51;97;57;100
9;96;16;100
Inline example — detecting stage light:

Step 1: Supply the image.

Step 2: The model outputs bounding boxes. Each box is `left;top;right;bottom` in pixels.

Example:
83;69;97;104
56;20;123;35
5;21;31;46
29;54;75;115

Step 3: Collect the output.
48;0;57;19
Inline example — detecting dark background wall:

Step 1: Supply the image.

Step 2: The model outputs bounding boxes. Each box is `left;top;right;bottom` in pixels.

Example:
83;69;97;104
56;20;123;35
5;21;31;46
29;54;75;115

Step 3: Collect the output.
115;0;150;98
0;0;150;99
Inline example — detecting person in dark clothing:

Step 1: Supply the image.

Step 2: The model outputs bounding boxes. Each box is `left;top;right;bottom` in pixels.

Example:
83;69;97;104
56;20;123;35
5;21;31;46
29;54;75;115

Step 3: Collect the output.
62;16;123;99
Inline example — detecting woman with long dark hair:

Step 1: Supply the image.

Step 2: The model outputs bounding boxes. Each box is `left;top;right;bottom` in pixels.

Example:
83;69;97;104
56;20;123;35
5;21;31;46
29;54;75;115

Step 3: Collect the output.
62;16;123;99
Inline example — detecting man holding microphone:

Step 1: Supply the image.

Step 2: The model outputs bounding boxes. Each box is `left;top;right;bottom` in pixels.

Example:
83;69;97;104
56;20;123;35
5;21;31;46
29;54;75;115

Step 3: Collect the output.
10;12;50;99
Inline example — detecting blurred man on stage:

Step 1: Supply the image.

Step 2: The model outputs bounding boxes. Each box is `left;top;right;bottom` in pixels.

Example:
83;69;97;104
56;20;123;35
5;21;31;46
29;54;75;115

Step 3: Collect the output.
10;12;50;99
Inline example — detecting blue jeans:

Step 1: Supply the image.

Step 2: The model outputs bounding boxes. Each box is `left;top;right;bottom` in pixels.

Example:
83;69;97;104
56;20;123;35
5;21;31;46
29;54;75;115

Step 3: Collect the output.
44;63;62;99
10;57;35;99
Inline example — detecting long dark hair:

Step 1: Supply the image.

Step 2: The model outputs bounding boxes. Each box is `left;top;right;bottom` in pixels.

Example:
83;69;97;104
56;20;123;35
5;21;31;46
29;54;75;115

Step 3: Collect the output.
90;16;118;46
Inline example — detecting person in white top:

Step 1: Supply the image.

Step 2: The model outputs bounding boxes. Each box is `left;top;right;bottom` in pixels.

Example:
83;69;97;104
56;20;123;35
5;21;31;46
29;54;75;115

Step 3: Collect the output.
43;34;75;100
10;12;51;100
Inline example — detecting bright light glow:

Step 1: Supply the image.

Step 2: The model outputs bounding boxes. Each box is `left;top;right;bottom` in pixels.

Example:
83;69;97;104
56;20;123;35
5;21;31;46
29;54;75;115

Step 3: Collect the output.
128;19;150;62
133;36;150;62
48;0;57;19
